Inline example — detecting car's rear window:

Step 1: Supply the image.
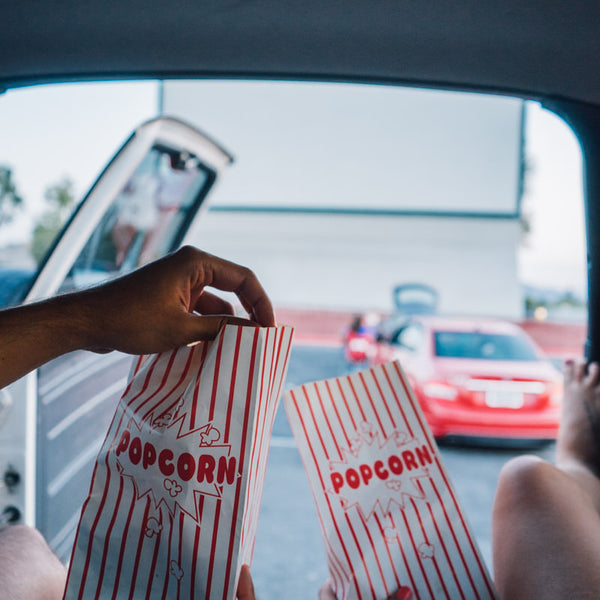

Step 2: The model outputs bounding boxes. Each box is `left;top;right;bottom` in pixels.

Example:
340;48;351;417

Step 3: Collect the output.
434;331;540;361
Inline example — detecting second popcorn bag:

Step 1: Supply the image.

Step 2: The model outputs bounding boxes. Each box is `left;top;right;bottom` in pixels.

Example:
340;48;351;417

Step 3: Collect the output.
285;361;497;600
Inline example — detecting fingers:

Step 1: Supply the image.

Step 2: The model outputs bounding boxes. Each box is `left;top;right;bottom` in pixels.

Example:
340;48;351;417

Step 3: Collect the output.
186;314;260;345
187;249;275;327
575;359;587;382
584;361;600;388
237;565;256;600
86;246;275;355
194;291;235;316
387;589;413;600
564;359;600;389
564;358;575;381
318;579;337;600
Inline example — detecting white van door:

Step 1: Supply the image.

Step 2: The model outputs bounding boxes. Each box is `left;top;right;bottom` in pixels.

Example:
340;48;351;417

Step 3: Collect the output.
0;116;233;560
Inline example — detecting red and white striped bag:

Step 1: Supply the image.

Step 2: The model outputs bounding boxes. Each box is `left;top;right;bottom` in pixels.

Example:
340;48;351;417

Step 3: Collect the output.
284;361;497;600
64;324;294;600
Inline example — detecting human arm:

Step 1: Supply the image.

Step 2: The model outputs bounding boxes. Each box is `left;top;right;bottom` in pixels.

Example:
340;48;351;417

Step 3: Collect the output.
0;246;275;389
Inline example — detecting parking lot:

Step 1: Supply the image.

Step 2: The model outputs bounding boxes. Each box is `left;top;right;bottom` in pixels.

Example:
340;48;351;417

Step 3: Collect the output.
251;345;555;599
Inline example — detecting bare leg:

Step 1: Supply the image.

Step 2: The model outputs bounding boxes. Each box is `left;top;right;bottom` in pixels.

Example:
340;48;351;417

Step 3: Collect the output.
492;360;600;599
0;525;66;600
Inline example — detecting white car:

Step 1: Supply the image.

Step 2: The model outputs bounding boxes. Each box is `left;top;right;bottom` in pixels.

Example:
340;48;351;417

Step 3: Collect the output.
0;116;233;559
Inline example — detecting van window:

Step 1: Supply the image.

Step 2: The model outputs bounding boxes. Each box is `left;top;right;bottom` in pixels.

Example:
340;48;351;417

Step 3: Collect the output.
60;146;212;291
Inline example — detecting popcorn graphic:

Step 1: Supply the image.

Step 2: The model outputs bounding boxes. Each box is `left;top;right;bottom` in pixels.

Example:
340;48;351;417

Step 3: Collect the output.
385;479;403;492
200;425;220;445
164;478;183;498
384;527;399;544
144;516;163;537
152;413;173;428
418;542;435;559
169;561;184;581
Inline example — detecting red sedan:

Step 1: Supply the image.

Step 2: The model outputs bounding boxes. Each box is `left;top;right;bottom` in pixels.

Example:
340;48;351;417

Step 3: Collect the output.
372;316;563;442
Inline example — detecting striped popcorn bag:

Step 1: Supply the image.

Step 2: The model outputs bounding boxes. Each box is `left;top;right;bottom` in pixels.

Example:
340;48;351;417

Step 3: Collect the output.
64;324;294;600
284;361;497;600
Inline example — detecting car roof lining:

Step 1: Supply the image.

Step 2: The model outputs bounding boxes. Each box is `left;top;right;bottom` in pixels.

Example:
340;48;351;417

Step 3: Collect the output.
2;1;600;108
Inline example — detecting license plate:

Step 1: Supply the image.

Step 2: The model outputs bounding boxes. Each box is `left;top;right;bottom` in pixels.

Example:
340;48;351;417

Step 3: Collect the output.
485;390;524;409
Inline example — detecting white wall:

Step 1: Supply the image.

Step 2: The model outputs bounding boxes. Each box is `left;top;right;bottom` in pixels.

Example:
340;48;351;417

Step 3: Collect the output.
165;80;524;318
162;81;523;215
187;210;523;318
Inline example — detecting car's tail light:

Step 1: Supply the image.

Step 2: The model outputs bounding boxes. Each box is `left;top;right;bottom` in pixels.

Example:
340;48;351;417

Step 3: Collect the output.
422;381;458;401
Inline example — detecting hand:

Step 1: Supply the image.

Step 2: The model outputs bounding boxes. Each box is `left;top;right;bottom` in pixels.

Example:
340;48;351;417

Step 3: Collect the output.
81;246;276;354
237;565;256;600
0;246;275;388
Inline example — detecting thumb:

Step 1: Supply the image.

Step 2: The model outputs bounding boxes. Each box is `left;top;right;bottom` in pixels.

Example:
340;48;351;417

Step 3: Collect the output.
186;314;260;344
318;578;337;599
237;565;256;600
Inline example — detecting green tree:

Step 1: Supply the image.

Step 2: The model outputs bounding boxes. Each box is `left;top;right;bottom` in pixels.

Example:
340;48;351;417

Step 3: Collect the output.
32;177;76;263
0;165;24;227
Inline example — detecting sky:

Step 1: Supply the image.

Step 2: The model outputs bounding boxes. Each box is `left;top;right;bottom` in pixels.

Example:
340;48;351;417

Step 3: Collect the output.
519;105;585;295
0;80;587;296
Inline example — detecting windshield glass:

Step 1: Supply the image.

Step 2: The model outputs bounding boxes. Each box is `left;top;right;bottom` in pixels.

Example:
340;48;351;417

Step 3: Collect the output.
61;145;212;292
0;268;34;307
434;331;541;360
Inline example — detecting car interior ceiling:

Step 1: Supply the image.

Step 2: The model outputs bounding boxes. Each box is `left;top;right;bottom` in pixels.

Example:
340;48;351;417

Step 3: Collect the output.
2;0;600;359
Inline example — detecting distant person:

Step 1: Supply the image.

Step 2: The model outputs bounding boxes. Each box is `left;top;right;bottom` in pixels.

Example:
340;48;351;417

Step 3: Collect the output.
111;171;161;268
0;246;267;599
343;311;380;365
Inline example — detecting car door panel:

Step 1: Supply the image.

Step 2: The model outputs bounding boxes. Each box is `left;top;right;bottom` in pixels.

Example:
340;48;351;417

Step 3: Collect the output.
0;117;233;560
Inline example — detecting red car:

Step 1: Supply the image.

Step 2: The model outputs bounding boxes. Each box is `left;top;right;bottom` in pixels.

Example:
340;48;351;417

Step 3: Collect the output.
372;316;563;443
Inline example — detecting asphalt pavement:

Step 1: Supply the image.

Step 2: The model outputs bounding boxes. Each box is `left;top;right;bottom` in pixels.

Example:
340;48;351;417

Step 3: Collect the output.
251;345;555;600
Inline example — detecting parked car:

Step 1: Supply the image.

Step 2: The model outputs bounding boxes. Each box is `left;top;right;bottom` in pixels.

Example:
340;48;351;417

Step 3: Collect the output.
373;315;563;443
377;283;439;339
344;284;438;364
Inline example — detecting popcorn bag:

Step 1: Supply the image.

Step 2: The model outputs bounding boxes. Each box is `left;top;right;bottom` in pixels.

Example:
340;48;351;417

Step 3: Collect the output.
65;324;294;600
284;361;497;600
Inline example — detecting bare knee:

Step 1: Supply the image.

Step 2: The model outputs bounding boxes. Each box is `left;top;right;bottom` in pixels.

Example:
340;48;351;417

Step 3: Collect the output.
494;455;566;512
0;525;66;600
493;456;600;599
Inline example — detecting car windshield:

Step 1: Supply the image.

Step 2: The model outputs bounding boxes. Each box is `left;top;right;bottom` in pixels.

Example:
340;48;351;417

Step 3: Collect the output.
434;330;541;361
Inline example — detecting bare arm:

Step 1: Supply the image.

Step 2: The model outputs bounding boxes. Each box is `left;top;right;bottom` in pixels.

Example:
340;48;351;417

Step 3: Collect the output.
0;246;275;389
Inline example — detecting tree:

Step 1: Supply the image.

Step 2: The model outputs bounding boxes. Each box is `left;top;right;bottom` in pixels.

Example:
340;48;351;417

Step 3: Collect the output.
0;165;24;227
32;177;76;263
